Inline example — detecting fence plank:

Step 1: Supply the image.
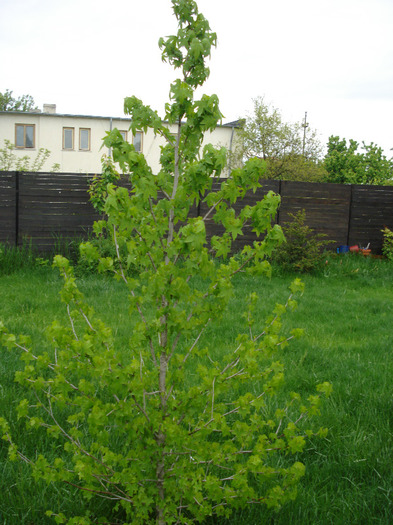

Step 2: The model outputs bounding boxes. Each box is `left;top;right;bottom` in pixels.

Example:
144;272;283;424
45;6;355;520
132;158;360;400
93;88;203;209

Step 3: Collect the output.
0;171;17;245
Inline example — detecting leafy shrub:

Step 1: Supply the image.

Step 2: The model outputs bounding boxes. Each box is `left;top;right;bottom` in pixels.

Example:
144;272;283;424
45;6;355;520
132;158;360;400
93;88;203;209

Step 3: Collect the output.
77;223;137;276
0;138;60;172
273;209;333;273
381;226;393;261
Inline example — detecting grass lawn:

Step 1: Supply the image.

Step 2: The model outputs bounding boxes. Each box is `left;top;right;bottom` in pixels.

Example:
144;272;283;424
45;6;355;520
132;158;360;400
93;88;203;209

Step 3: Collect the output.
0;254;393;524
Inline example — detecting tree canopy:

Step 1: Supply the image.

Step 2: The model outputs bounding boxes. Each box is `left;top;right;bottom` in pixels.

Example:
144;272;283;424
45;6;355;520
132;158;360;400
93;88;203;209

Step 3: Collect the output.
324;136;393;185
237;97;326;182
0;89;38;112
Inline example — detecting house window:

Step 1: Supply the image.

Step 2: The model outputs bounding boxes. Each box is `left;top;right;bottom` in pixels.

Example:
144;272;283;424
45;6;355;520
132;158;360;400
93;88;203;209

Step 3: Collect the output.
63;127;74;150
79;128;91;150
119;130;127;141
15;124;35;148
133;131;142;152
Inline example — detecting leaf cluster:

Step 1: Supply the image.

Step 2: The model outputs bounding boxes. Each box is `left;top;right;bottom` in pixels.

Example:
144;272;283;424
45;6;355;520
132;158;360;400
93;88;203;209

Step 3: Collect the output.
159;0;217;89
88;155;121;214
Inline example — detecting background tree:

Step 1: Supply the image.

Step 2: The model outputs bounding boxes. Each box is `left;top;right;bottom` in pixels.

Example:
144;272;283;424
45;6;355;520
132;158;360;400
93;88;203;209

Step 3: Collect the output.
0;89;38;112
324;136;393;185
237;97;326;182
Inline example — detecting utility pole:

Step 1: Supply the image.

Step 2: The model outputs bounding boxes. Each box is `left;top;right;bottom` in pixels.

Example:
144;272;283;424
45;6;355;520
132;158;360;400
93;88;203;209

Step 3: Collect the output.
302;111;309;156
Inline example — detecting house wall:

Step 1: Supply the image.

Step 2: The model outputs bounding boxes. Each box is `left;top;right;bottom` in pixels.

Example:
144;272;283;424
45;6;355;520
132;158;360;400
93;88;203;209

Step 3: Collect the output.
0;110;239;175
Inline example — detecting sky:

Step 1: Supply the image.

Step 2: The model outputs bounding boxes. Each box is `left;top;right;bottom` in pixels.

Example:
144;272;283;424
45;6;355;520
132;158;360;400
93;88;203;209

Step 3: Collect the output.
1;0;393;156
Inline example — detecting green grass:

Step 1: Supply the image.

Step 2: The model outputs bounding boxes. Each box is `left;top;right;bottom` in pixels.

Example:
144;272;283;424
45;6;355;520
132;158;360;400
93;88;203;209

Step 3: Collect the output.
1;254;393;523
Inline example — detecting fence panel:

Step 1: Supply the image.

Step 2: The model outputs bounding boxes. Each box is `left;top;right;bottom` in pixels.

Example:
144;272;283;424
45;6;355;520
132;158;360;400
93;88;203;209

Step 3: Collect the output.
349;185;393;252
279;181;352;247
0;171;17;245
18;172;100;252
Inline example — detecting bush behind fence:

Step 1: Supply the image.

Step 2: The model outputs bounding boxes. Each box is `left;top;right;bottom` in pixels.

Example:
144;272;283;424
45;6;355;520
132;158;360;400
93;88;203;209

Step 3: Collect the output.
1;171;393;254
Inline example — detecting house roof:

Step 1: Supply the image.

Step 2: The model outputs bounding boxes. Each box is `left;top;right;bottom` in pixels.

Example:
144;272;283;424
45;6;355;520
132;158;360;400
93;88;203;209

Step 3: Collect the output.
0;110;240;129
221;119;244;128
0;110;134;122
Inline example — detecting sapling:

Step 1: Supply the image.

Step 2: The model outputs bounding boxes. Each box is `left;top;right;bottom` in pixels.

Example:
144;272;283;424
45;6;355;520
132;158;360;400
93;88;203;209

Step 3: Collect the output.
272;209;334;273
0;1;331;524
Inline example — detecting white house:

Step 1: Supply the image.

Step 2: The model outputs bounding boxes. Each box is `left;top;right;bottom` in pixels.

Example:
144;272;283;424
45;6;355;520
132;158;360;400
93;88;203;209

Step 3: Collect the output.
0;104;240;175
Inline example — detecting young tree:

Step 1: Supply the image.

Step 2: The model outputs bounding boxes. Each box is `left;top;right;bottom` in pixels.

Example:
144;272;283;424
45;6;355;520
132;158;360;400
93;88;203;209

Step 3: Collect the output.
272;210;333;273
324;136;393;185
237;97;326;182
0;2;330;524
0;89;38;112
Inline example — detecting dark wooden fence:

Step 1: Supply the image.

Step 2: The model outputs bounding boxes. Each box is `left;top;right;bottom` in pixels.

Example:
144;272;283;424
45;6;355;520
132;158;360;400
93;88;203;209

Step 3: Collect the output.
0;172;102;251
1;171;393;254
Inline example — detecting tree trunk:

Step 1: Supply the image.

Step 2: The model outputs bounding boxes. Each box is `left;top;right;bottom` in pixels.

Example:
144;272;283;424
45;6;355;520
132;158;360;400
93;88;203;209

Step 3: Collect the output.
156;350;168;524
